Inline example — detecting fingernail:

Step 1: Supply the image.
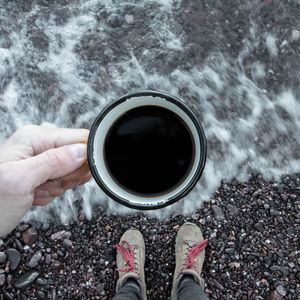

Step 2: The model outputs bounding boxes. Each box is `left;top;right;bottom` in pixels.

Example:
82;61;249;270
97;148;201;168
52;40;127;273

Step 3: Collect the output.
69;144;87;159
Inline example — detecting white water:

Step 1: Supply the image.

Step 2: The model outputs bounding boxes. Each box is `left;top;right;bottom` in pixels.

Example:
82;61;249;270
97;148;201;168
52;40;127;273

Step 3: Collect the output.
0;0;299;224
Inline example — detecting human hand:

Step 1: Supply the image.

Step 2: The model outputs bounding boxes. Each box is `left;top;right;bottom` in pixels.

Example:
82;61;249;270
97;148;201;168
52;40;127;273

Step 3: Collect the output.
0;125;91;237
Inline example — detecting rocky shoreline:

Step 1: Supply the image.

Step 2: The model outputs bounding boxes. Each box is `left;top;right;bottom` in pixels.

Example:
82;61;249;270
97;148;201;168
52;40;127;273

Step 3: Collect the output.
0;175;299;299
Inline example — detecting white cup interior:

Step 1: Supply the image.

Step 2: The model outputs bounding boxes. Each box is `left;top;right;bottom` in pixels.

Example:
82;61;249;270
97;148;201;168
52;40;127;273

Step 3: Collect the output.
92;95;201;207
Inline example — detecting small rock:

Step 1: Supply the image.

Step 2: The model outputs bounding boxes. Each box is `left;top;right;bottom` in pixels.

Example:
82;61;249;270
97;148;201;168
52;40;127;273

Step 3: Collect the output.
0;239;3;248
52;260;61;269
51;230;71;241
15;239;24;253
270;265;289;275
63;239;73;249
270;209;280;216
96;283;105;292
3;292;13;300
0;252;6;264
225;248;235;255
37;290;46;299
45;254;51;264
14;270;39;289
254;222;265;232
36;277;48;286
276;284;287;296
5;248;21;271
212;205;225;220
57;250;64;257
288;262;295;268
6;274;14;286
0;273;5;286
22;228;38;246
28;251;42;268
227;204;238;215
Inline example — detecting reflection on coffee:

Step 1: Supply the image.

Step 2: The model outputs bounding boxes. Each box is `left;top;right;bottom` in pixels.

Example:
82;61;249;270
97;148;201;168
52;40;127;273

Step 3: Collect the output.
104;105;194;195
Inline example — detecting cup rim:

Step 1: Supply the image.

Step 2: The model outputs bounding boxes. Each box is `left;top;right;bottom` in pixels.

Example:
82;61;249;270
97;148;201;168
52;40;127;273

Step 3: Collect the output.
87;90;207;210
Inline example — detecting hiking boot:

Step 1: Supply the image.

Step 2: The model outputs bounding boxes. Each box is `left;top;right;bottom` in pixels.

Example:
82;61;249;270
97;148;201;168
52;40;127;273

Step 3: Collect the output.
115;228;147;300
171;222;208;300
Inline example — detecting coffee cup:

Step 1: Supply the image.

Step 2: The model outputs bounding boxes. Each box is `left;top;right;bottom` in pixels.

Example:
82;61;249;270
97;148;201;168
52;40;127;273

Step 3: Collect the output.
87;90;206;209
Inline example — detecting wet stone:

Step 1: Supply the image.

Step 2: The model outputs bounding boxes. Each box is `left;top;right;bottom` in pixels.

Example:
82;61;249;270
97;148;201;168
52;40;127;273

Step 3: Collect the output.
270;265;289;275
15;239;24;253
45;254;51;264
254;222;265;232
20;293;29;300
227;204;238;215
14;270;40;289
37;290;46;299
63;238;73;249
276;284;287;296
5;248;21;271
212;205;225;220
225;248;235;255
270;209;280;216
36;277;48;286
3;292;13;300
50;230;71;241
0;273;5;286
27;251;42;268
0;251;6;264
22;228;38;246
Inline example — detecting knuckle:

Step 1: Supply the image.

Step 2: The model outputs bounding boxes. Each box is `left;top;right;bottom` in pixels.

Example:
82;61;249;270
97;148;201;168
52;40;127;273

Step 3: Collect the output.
43;149;62;169
12;124;39;140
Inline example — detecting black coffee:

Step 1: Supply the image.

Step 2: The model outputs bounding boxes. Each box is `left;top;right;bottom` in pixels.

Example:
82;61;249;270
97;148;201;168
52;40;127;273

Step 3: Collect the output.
104;105;194;195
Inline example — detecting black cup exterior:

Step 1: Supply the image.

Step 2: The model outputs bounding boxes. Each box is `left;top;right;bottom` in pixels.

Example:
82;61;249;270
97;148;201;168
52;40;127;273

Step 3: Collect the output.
87;90;207;210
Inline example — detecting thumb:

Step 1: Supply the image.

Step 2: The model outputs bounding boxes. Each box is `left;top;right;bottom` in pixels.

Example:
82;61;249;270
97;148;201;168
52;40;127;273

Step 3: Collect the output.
21;143;87;189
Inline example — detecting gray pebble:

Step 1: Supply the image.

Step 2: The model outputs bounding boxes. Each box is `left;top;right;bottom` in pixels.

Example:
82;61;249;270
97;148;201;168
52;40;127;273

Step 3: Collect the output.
22;228;38;246
0;273;5;286
6;248;21;271
276;284;287;296
254;222;265;232
51;230;71;241
14;270;39;289
0;252;6;264
27;251;42;268
63;238;73;249
45;254;51;264
36;277;48;286
37;290;46;299
212;205;225;220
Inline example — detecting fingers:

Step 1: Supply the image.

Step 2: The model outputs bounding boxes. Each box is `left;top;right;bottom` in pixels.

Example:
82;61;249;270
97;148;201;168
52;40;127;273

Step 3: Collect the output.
27;126;89;155
60;162;91;189
33;169;92;206
33;197;55;206
19;143;87;190
1;125;89;162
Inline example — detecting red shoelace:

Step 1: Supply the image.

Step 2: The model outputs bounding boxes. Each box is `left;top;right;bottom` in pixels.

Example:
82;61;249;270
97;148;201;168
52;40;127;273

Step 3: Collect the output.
116;241;135;273
186;240;208;269
116;239;208;272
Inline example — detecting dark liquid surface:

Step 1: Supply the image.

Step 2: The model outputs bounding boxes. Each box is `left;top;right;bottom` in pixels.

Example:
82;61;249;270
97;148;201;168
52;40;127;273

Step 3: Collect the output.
104;106;194;195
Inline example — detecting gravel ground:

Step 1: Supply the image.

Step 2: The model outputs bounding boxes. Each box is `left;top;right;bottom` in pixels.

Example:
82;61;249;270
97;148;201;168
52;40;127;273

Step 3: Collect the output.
0;175;299;300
